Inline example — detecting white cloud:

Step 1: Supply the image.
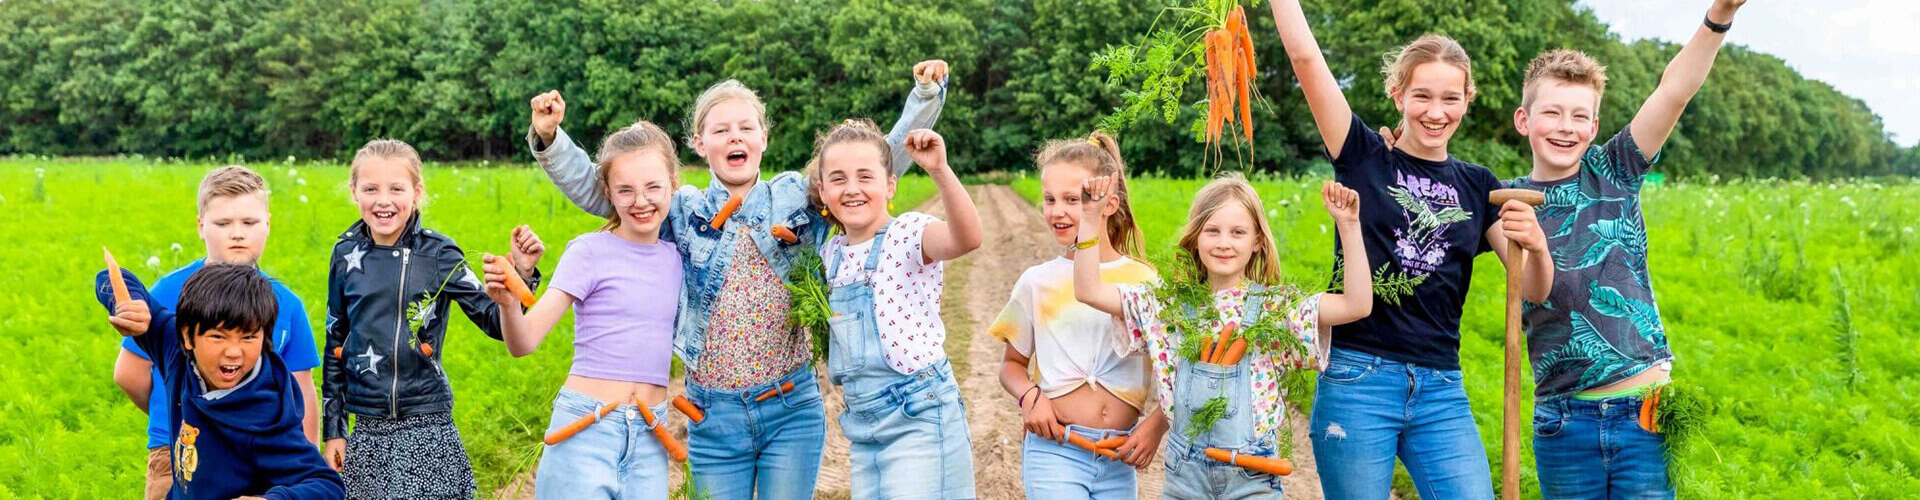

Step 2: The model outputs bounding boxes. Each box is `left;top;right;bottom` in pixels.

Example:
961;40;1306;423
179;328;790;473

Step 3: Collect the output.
1579;0;1920;146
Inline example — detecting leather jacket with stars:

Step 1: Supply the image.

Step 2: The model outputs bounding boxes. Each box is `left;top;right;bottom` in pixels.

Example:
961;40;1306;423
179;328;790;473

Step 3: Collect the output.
320;213;540;440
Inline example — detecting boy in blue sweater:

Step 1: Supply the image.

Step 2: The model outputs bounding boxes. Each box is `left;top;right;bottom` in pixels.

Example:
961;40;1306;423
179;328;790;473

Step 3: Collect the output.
99;263;344;500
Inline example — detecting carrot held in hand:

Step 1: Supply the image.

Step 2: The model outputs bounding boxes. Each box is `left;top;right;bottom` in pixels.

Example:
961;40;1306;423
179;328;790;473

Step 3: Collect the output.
710;194;744;231
544;401;620;445
488;254;536;307
673;395;705;424
1067;433;1121;460
104;247;131;305
1204;448;1293;476
637;398;689;462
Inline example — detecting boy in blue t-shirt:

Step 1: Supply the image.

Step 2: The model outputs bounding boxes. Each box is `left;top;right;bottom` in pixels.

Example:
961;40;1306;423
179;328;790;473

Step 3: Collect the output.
111;166;321;500
98;264;343;500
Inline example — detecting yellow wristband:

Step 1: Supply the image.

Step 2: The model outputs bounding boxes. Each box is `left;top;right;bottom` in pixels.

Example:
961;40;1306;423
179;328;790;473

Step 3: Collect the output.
1075;237;1099;250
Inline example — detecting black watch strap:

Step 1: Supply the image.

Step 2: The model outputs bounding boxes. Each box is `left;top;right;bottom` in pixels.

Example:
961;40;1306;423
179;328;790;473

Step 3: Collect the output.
1704;14;1732;33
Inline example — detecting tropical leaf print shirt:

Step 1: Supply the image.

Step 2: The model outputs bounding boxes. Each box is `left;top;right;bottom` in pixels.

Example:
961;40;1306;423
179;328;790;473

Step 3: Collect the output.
1115;284;1324;438
1509;125;1673;401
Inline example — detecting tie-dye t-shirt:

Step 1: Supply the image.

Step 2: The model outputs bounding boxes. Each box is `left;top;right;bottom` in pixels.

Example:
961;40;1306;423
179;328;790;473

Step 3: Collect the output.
988;256;1158;410
1508;125;1673;401
1114;284;1324;439
1328;114;1503;371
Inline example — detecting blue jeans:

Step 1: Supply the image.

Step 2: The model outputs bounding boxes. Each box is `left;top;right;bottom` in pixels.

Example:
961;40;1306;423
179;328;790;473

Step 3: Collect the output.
535;389;671;500
836;361;976;500
1533;397;1673;500
1022;425;1136;500
1310;347;1494;500
684;365;827;500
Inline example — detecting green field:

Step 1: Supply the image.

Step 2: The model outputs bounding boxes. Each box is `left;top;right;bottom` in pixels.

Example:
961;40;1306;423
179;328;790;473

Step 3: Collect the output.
1015;173;1920;498
0;157;934;497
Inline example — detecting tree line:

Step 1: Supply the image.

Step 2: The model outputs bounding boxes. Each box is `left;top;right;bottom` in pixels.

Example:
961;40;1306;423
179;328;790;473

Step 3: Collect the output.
1;0;1912;178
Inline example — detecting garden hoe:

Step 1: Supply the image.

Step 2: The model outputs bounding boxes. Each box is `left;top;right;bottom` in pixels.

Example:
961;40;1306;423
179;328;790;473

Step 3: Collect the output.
1490;188;1545;500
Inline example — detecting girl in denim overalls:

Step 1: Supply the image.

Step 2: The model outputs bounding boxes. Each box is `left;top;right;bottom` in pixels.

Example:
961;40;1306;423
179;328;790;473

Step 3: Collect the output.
807;120;983;499
1074;174;1375;498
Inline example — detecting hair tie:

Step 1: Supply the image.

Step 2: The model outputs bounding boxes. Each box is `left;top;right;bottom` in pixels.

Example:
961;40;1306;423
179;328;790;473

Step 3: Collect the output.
1088;137;1100;147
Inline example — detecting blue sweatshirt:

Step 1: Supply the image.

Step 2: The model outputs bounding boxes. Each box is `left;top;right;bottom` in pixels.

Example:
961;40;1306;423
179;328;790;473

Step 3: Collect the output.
97;269;344;500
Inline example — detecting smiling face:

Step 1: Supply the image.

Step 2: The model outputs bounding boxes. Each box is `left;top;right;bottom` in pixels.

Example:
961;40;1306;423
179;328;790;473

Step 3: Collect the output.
184;326;263;390
198;192;270;265
1393;62;1473;157
1518;77;1602;175
1193;202;1261;281
817;142;896;235
1039;161;1110;247
692;98;768;188
350;156;422;245
605;149;675;241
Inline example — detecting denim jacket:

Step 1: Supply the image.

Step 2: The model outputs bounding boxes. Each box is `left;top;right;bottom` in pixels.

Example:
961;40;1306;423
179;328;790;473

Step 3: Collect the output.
526;79;945;374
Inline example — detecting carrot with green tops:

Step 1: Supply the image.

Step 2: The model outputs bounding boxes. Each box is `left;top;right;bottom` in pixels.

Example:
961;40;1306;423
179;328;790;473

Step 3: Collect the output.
1219;338;1248;366
710;194;745;231
636;398;689;462
673;395;706;424
104;247;131;305
1207;322;1238;364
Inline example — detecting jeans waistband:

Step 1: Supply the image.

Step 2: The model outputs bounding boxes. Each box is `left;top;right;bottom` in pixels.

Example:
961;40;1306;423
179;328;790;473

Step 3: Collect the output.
844;359;955;416
686;363;815;406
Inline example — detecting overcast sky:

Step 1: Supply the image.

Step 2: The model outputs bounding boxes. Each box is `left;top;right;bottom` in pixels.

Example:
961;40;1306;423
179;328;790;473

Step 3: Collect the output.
1579;0;1920;146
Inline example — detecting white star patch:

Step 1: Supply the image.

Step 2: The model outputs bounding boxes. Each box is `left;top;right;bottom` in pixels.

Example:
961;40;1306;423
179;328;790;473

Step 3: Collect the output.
412;302;437;331
355;345;384;375
342;245;367;275
457;267;481;290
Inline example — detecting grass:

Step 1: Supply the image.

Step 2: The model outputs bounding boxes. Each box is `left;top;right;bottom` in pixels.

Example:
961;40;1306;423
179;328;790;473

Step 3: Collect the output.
0;157;932;497
1014;173;1920;499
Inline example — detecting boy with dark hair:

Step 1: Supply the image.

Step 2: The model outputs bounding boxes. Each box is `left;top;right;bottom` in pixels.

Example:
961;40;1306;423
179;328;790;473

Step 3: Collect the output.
99;264;343;500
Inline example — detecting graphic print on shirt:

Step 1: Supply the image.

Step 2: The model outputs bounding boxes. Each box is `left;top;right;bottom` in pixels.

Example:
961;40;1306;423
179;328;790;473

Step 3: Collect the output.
1388;169;1473;274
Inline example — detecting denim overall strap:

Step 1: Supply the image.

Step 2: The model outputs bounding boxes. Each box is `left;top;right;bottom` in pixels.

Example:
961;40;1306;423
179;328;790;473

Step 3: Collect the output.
825;221;893;385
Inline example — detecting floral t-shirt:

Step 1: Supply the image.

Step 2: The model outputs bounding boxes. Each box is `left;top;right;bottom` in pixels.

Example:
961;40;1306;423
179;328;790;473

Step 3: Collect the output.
689;229;810;390
1115;284;1324;437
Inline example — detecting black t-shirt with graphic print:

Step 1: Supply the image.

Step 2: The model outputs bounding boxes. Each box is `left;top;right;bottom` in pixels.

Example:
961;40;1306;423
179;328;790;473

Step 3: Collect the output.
1327;115;1502;371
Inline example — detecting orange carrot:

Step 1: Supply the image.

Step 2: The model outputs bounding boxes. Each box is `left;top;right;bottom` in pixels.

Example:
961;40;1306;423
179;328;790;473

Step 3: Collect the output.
104;247;131;305
710;194;744;231
673;395;706;424
1639;386;1661;433
637;399;689;462
1204;448;1293;476
1068;433;1122;460
490;255;536;307
770;225;798;244
1093;436;1128;449
755;381;796;402
332;347;343;359
419;343;434;357
544;401;620;445
1208;322;1238;364
1219;338;1248;366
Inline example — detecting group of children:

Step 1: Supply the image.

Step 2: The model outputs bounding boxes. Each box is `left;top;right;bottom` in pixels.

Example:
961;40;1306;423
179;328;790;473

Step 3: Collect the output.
97;0;1746;498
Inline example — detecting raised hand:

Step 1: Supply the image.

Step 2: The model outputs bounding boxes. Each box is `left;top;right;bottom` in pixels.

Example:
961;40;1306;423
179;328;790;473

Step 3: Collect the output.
904;129;950;173
913;59;950;85
107;298;152;337
1321;180;1361;224
1079;175;1120;220
508;225;545;279
480;254;522;307
529;90;567;145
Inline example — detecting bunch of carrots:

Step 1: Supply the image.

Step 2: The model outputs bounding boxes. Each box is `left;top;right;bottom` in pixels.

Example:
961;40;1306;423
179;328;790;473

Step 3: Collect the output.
1203;3;1258;147
1197;322;1250;366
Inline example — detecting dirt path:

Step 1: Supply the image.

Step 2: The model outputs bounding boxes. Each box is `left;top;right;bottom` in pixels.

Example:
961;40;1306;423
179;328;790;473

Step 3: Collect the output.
499;185;1337;499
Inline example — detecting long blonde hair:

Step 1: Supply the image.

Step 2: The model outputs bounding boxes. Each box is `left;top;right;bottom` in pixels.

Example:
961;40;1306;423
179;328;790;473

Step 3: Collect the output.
595;120;681;231
1034;131;1144;258
685;80;769;148
1175;173;1282;285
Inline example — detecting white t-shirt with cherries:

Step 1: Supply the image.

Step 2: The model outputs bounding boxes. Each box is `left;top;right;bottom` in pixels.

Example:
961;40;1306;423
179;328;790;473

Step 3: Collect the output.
823;212;948;375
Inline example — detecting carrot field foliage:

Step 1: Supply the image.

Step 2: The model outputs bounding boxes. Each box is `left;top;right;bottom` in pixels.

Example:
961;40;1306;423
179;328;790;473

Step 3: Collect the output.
0;158;933;497
1015;174;1920;499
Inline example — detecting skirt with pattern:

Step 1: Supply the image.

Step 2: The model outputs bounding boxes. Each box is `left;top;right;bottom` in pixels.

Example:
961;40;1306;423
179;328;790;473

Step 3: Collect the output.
343;411;477;499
